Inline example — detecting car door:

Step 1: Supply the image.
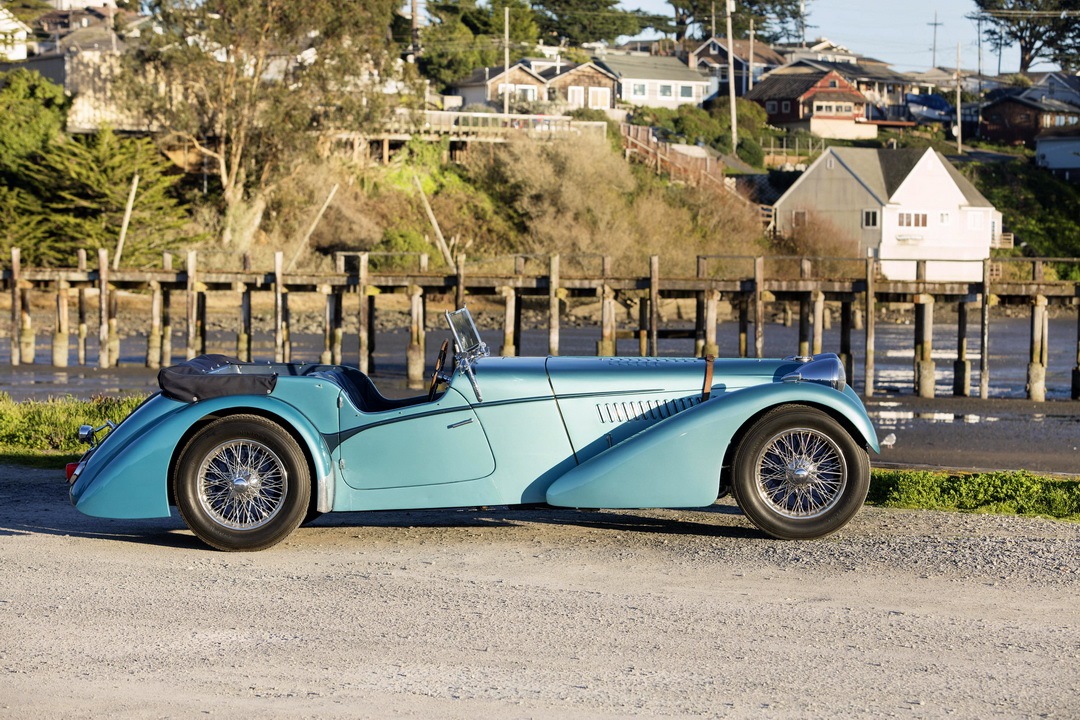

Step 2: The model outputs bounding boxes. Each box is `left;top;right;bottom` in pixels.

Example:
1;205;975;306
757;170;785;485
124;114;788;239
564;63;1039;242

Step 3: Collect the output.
336;386;495;491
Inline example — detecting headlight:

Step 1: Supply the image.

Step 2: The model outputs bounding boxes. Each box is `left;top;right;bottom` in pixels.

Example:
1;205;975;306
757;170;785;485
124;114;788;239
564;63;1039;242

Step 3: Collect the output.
782;353;846;392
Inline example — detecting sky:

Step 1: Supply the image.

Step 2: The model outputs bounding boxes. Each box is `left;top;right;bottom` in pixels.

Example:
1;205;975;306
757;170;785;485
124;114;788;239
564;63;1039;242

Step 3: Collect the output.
618;0;1050;75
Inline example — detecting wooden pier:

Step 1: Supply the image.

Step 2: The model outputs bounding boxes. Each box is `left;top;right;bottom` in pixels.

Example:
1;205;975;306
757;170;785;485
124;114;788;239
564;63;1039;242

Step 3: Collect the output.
4;248;1079;401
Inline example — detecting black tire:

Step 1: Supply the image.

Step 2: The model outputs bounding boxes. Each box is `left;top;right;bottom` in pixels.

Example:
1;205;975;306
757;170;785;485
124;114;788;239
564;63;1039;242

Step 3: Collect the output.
174;414;311;551
731;405;869;540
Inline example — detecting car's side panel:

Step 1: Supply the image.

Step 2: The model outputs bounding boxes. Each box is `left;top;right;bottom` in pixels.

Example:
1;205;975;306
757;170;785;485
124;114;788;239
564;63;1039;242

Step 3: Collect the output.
545;382;878;509
71;389;338;519
337;387;495;491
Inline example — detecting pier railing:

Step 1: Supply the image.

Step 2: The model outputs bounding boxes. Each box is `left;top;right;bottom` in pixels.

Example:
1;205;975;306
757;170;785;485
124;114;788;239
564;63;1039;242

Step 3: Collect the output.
4;248;1079;401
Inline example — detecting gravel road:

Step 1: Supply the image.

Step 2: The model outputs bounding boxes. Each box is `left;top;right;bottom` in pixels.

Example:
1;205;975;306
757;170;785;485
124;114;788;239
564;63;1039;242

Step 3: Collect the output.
1;464;1077;719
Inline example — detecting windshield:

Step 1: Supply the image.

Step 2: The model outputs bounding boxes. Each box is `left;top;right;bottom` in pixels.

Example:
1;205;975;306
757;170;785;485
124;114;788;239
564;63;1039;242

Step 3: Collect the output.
444;307;489;402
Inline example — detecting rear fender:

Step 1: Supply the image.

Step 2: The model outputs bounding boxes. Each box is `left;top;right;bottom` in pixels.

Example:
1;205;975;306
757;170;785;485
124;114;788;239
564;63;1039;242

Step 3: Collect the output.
71;395;335;519
545;382;877;509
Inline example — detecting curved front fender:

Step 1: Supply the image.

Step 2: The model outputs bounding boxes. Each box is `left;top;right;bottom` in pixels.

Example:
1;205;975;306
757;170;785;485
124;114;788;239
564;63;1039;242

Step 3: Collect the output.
545;382;877;509
71;394;336;519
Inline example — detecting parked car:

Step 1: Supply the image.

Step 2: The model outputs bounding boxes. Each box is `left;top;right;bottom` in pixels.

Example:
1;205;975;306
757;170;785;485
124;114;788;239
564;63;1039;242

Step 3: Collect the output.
68;307;878;551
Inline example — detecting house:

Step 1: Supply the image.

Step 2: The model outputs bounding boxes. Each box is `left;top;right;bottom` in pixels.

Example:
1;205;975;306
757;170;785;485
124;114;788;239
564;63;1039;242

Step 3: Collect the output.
0;7;33;61
980;95;1080;145
744;70;875;140
592;53;709;109
770;147;1002;281
686;36;785;97
540;61;618;110
769;57;919;121
1026;72;1080;107
1035;126;1080;181
448;63;547;107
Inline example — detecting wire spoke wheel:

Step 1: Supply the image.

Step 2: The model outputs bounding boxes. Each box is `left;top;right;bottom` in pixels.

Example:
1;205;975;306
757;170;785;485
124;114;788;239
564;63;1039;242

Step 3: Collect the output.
197;439;287;530
175;415;311;551
754;428;847;519
732;405;869;540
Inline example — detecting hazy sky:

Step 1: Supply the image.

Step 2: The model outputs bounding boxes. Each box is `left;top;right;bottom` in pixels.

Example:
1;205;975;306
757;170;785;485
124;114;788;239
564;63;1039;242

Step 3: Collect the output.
618;0;1048;74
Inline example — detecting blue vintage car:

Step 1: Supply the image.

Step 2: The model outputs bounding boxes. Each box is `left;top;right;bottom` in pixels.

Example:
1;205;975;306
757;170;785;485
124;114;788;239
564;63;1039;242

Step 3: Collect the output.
68;307;879;551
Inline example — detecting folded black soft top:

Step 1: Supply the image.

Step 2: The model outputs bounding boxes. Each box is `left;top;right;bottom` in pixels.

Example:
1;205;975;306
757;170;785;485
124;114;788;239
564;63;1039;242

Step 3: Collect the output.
157;354;277;403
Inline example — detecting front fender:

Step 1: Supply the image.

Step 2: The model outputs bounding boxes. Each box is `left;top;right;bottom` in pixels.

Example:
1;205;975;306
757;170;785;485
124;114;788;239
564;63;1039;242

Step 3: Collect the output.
70;394;336;519
545;382;877;509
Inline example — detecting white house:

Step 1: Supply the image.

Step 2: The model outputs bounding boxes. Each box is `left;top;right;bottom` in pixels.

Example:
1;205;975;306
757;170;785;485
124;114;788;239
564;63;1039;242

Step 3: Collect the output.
1035;126;1080;180
771;147;1002;281
592;54;709;109
0;7;33;61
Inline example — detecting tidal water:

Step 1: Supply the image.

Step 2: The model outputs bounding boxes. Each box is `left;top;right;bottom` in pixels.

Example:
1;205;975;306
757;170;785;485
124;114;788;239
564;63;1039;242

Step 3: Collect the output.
0;315;1076;402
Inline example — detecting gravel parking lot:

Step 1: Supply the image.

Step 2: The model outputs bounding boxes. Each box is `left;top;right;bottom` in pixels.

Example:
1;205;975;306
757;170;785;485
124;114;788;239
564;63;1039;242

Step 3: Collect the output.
1;464;1077;719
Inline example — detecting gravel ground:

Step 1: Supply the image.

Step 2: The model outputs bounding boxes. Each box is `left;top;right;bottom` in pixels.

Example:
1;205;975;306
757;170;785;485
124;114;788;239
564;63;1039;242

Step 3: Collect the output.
1;464;1077;719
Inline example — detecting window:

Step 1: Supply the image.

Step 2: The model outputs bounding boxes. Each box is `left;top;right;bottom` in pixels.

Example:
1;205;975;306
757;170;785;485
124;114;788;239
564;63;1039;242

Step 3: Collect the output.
828;79;838;88
659;84;673;98
939;212;950;225
968;211;984;229
588;86;610;109
899;213;927;227
516;85;536;102
781;101;790;112
680;85;694;98
631;83;646;97
766;101;778;113
792;210;807;228
862;210;879;228
826;157;835;170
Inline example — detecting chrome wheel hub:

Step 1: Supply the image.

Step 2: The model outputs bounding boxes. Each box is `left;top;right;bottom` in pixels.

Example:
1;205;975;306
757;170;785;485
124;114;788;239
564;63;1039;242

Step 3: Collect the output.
755;428;847;519
197;439;287;530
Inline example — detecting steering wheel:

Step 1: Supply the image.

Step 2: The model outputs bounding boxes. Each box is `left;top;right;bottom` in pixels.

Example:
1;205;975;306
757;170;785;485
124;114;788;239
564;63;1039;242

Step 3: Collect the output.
428;340;450;401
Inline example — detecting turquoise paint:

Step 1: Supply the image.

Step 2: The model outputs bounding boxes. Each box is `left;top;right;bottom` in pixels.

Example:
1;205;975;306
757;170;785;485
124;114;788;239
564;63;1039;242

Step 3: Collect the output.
70;385;339;519
545;380;878;509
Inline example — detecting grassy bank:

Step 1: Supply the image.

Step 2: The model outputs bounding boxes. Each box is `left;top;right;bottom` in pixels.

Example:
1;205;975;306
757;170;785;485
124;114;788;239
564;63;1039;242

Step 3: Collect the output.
3;394;1078;521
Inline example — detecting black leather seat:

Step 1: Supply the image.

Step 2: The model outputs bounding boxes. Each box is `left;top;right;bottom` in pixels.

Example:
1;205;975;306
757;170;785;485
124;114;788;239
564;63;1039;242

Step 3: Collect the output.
307;366;428;413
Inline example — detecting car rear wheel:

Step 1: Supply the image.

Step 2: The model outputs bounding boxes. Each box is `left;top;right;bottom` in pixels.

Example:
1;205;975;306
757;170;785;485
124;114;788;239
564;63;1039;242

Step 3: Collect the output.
731;405;869;540
174;415;310;551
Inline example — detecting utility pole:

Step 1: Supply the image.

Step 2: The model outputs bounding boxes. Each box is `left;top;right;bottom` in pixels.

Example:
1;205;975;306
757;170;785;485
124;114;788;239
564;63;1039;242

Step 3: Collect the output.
726;0;737;152
928;12;943;68
410;0;420;58
502;6;510;116
748;18;755;92
711;1;716;38
955;43;962;154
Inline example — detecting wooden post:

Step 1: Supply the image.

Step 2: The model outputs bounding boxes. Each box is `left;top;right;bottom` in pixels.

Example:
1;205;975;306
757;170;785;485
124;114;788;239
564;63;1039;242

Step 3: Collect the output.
147;280;162;368
598;285;616;356
548;254;560;356
1072;297;1080;400
953;300;971;396
914;293;935;398
77;249;87;366
455;253;467;310
1027;295;1047;402
753;256;764;358
20;283;34;364
186;250;198;361
840;298;853;383
321;284;334;365
406;285;424;388
358;252;369;374
274;251;285;363
980;258;991;399
98;248;110;369
649;255;659;356
864;257;876;397
108;290;120;366
238;254;252;362
9;248;21;366
738;295;749;358
798;297;810;357
53;279;69;367
704;289;720;357
500;286;516;357
812;290;825;356
694;256;706;357
331;291;343;366
282;290;291;363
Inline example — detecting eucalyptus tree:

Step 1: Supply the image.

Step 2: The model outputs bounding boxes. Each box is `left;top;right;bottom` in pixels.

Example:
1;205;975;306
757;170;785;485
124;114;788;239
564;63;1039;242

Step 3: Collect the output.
973;0;1080;73
127;0;399;249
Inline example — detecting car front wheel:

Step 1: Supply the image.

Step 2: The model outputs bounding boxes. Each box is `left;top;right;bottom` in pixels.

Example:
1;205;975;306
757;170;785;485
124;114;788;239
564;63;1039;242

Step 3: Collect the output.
731;405;869;540
174;415;310;551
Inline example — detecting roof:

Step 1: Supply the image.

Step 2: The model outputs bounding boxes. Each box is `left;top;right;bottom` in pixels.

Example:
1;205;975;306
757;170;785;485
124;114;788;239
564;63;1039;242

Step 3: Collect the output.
538;61;617;82
744;73;822;102
782;58;913;85
823;147;992;207
984;94;1080;114
592;54;707;83
690;37;785;67
812;90;866;104
451;63;546;87
1036;125;1080;141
